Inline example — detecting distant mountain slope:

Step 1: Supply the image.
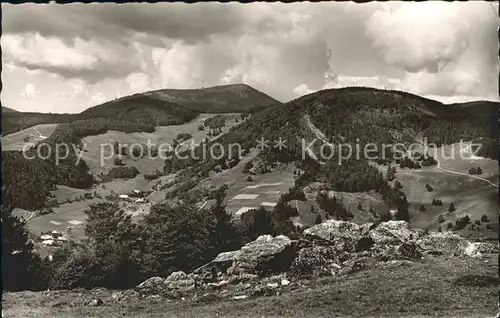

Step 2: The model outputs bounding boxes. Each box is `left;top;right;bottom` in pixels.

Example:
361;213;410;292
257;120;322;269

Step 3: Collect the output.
165;86;499;182
2;84;278;136
144;84;280;113
79;94;198;128
2;106;19;113
2;112;74;136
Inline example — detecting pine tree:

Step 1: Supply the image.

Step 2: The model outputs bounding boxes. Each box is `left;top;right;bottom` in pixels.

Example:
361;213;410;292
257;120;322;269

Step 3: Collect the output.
448;202;456;213
2;208;48;291
207;185;242;257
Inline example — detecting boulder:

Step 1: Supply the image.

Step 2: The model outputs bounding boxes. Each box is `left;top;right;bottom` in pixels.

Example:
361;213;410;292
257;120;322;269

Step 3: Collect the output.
136;276;165;294
369;221;423;245
338;257;375;276
193;250;238;277
416;231;470;256
229;235;296;276
359;222;377;236
287;245;347;279
464;242;499;258
88;298;103;307
395;242;422;260
303;220;361;246
136;272;196;298
164;271;196;296
251;284;279;297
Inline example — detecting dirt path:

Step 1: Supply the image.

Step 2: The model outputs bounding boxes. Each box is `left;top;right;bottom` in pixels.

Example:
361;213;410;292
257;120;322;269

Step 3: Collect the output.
33;126;47;139
433;158;498;188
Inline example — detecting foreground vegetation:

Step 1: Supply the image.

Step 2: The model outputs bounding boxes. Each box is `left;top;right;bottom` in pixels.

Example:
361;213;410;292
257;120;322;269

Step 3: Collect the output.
3;254;497;317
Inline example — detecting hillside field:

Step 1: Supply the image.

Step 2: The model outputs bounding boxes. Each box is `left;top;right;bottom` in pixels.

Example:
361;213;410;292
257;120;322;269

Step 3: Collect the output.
80;113;242;176
2;124;58;151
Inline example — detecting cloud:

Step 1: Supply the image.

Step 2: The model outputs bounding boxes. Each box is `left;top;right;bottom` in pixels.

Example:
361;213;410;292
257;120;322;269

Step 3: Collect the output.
2;33;142;83
125;72;152;93
24;83;37;99
365;2;498;99
2;3;245;45
1;2;498;113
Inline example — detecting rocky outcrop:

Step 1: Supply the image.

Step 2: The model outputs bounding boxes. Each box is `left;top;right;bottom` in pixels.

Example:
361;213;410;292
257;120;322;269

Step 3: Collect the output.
133;220;487;302
193;250;238;278
464;242;499;258
135;276;165;295
288;245;346;279
164;271;196;296
135;271;195;298
304;220;361;243
229;235;297;276
369;221;425;245
416;231;470;256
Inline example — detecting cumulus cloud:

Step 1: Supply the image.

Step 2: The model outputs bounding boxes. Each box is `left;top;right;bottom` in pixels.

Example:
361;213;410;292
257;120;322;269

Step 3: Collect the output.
1;2;498;113
365;2;498;99
24;83;37;99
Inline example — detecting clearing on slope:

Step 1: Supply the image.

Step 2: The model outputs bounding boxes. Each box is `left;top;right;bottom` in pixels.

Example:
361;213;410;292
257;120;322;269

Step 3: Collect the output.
2;124;58;151
145;83;280;113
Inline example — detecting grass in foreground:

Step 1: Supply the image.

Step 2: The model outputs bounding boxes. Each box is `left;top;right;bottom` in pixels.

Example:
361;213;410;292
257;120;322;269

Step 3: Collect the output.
3;254;498;318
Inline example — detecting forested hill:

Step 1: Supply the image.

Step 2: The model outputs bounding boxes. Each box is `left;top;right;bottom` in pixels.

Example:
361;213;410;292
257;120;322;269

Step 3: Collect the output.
2;106;20;113
144;84;280;113
163;87;498;201
2;84;279;135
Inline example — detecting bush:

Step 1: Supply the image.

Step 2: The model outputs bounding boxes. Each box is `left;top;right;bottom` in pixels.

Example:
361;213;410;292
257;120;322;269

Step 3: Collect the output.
432;198;443;206
421;156;438;166
437;227;442;232
243;161;253;173
481;214;489;223
176;133;192;142
357;202;363;211
448;202;456;213
108;166;140;179
447;222;453;230
419;204;426;212
40;207;54;215
3;210;50;291
455;215;470;230
468;167;477;175
240;207;276;241
246;176;253;182
425;184;433;192
437;214;445;223
476;167;483;175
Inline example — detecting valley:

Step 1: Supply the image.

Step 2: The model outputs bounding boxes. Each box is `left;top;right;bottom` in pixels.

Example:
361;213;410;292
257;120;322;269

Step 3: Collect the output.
3;85;499;317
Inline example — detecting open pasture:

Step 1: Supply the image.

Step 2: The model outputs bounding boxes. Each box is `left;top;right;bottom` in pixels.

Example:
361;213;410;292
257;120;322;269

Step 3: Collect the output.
394;168;498;238
80;113;242;176
2;124;58;151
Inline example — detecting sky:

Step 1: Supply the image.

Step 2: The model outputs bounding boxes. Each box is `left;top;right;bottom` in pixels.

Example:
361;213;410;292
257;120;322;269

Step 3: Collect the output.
2;2;499;113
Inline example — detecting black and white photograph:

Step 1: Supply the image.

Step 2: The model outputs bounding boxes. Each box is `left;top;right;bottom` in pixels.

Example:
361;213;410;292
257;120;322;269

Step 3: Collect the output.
1;2;499;317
